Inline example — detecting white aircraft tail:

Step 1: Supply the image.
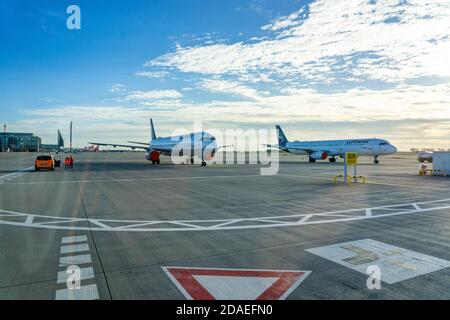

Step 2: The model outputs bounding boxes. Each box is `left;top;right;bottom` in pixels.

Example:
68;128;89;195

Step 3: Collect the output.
276;125;289;147
150;119;156;141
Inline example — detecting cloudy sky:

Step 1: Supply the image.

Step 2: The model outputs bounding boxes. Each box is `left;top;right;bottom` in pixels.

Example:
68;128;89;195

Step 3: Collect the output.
1;0;449;150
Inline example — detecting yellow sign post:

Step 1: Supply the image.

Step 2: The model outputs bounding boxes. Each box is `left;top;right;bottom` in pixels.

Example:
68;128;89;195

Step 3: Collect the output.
344;152;358;184
346;152;358;166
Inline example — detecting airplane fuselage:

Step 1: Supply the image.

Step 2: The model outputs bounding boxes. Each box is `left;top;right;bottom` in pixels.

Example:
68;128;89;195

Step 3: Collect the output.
285;138;397;157
145;131;218;163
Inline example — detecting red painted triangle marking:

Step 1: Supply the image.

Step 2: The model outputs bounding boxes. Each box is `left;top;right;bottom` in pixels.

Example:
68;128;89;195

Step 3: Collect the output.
163;267;310;300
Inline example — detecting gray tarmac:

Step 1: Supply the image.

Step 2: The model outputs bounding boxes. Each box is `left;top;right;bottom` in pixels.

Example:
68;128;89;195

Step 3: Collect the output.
0;151;449;299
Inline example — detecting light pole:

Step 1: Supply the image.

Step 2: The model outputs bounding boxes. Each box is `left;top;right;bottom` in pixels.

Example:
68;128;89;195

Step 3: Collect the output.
3;124;6;152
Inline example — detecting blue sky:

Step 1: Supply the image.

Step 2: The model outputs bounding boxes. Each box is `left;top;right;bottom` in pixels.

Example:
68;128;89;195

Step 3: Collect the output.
1;0;449;149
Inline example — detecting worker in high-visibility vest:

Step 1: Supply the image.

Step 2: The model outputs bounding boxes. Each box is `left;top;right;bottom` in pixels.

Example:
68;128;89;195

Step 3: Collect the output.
69;155;74;170
64;157;71;171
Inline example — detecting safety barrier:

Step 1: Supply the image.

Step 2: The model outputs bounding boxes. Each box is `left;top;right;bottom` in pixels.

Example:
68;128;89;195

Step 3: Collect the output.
419;169;447;176
333;174;367;184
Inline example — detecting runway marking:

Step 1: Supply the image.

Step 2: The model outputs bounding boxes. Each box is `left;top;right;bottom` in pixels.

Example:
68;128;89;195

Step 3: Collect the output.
60;243;89;254
57;267;95;284
277;173;450;191
1;198;450;232
62;235;88;244
163;267;311;300
0;166;34;185
55;235;99;300
59;254;92;266
307;239;450;284
1;174;264;186
3;170;448;192
55;284;99;300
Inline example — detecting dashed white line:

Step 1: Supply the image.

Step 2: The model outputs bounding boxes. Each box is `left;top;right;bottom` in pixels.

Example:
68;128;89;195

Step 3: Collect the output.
55;284;99;300
55;235;99;300
59;254;92;266
61;235;88;244
60;243;90;254
57;267;95;284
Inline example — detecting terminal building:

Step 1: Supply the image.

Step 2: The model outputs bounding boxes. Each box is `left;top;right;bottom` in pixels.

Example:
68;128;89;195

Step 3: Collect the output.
0;130;64;152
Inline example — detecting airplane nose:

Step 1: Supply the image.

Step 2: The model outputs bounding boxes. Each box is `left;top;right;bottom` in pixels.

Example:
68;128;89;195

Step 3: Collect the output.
392;146;397;153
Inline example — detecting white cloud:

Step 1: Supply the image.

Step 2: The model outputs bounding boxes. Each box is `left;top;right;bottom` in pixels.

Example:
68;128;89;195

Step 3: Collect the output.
148;0;450;83
109;84;126;93
13;0;450;150
125;90;183;101
19;82;450;149
261;8;305;31
134;71;169;78
200;79;262;100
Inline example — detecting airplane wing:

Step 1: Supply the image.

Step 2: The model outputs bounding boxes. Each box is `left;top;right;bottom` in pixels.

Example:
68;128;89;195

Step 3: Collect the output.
262;144;290;152
127;141;150;146
89;142;176;155
218;144;234;150
88;142;149;150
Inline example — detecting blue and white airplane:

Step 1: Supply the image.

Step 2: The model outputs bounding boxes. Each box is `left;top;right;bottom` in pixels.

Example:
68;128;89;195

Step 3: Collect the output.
273;125;397;164
90;119;218;166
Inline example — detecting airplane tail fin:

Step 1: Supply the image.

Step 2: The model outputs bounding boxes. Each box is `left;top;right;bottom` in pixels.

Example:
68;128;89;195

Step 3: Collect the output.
276;125;288;147
150;119;156;141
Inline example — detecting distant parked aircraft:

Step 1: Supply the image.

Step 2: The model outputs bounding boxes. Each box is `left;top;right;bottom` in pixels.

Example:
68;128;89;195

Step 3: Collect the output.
90;119;219;166
417;151;433;163
269;125;397;164
76;145;99;152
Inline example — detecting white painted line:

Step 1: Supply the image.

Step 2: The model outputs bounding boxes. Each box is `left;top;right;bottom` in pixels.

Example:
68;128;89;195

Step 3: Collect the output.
2;197;450;232
4;174;264;186
115;222;160;229
57;267;95;284
60;243;89;254
24;215;34;225
255;219;296;225
277;173;450;191
59;254;92;266
61;235;88;244
298;214;313;224
89;220;111;229
209;219;243;228
0;166;34;181
55;284;99;300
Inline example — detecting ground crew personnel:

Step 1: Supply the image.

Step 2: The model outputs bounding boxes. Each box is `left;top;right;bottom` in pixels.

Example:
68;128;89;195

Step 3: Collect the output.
69;155;74;170
64;157;71;171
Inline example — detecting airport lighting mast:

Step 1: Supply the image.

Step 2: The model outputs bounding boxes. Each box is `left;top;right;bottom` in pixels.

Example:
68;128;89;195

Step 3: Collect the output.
70;121;73;153
3;124;6;152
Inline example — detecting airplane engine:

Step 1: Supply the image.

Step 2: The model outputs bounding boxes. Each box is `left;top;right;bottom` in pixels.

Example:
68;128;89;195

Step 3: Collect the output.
145;150;160;164
310;151;328;160
204;148;216;161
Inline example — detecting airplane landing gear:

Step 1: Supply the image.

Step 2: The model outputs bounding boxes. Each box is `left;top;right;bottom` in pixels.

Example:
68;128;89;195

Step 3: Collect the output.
374;156;379;164
201;161;207;167
329;157;336;163
191;157;194;165
309;157;316;163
